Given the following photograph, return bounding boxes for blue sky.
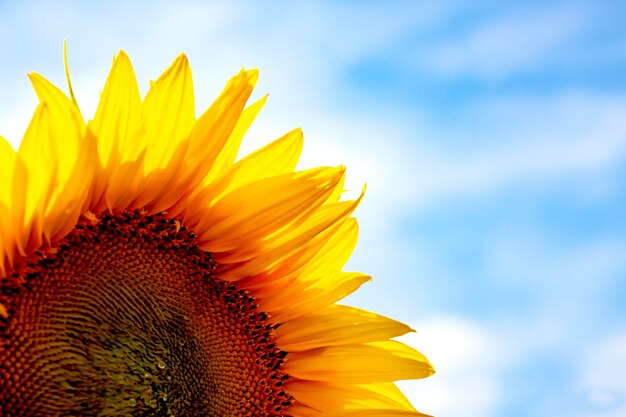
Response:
[1,1,625,416]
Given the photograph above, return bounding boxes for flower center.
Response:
[0,211,292,416]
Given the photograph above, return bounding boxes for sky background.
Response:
[1,1,625,416]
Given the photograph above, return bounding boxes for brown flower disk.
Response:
[0,211,292,416]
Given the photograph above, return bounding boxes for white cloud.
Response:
[576,332,626,417]
[423,4,588,80]
[488,231,626,291]
[397,316,508,417]
[386,92,626,211]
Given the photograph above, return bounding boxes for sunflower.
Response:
[0,50,434,416]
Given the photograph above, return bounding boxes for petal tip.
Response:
[114,49,131,64]
[245,68,259,85]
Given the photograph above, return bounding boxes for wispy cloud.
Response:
[422,4,589,80]
[398,316,508,417]
[435,95,623,204]
[576,332,626,417]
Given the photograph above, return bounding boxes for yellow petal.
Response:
[264,272,372,322]
[284,341,434,384]
[117,54,195,212]
[327,169,347,203]
[234,216,354,291]
[87,51,144,213]
[247,202,360,285]
[0,135,16,206]
[206,128,303,204]
[89,50,142,166]
[217,195,362,280]
[161,71,261,218]
[196,166,344,252]
[0,136,18,271]
[317,411,430,417]
[16,104,54,254]
[102,151,148,212]
[287,381,416,413]
[246,203,362,302]
[297,212,359,279]
[142,53,195,173]
[289,405,430,417]
[276,305,413,351]
[24,73,93,244]
[264,214,357,277]
[202,70,261,185]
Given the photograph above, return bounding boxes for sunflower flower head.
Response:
[0,51,434,416]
